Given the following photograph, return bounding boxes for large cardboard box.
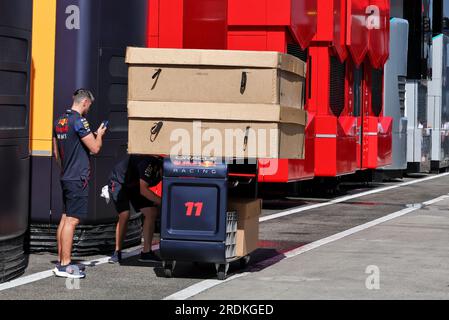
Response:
[126,47,306,108]
[228,198,262,257]
[126,47,307,159]
[128,117,305,159]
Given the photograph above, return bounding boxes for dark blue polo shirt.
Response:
[108,155,163,201]
[54,109,92,182]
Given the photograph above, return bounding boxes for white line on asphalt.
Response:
[164,273,250,301]
[422,195,449,206]
[259,172,449,222]
[164,193,449,300]
[0,270,55,292]
[283,207,422,258]
[0,244,159,292]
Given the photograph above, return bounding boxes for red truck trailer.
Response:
[146,0,392,185]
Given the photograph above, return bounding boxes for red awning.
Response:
[367,0,390,68]
[347,0,370,66]
[291,0,318,49]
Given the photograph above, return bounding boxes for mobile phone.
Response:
[102,120,109,128]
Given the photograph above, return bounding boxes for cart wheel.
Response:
[217,264,227,281]
[240,255,251,268]
[164,267,173,278]
[163,261,175,278]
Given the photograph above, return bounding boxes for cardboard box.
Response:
[228,198,262,257]
[128,118,305,159]
[126,47,306,108]
[128,101,306,124]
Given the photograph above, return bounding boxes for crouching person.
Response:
[108,155,163,264]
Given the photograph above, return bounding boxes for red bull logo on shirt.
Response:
[56,117,69,139]
[58,118,68,126]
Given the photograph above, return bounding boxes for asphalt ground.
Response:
[192,197,449,300]
[0,173,448,300]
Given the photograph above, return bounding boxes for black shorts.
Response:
[61,180,89,219]
[113,186,155,213]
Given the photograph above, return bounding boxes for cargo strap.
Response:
[151,68,162,90]
[152,68,162,79]
[240,72,247,94]
[150,121,163,142]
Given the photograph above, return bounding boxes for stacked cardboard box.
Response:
[126,47,307,159]
[228,198,262,257]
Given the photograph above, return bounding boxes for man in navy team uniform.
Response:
[53,89,107,279]
[107,155,163,264]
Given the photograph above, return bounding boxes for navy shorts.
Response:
[61,180,89,218]
[113,187,155,214]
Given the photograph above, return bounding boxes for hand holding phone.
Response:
[96,121,108,137]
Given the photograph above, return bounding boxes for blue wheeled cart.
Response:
[160,157,254,280]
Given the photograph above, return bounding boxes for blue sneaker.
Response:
[108,251,122,264]
[53,264,86,279]
[55,261,86,271]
